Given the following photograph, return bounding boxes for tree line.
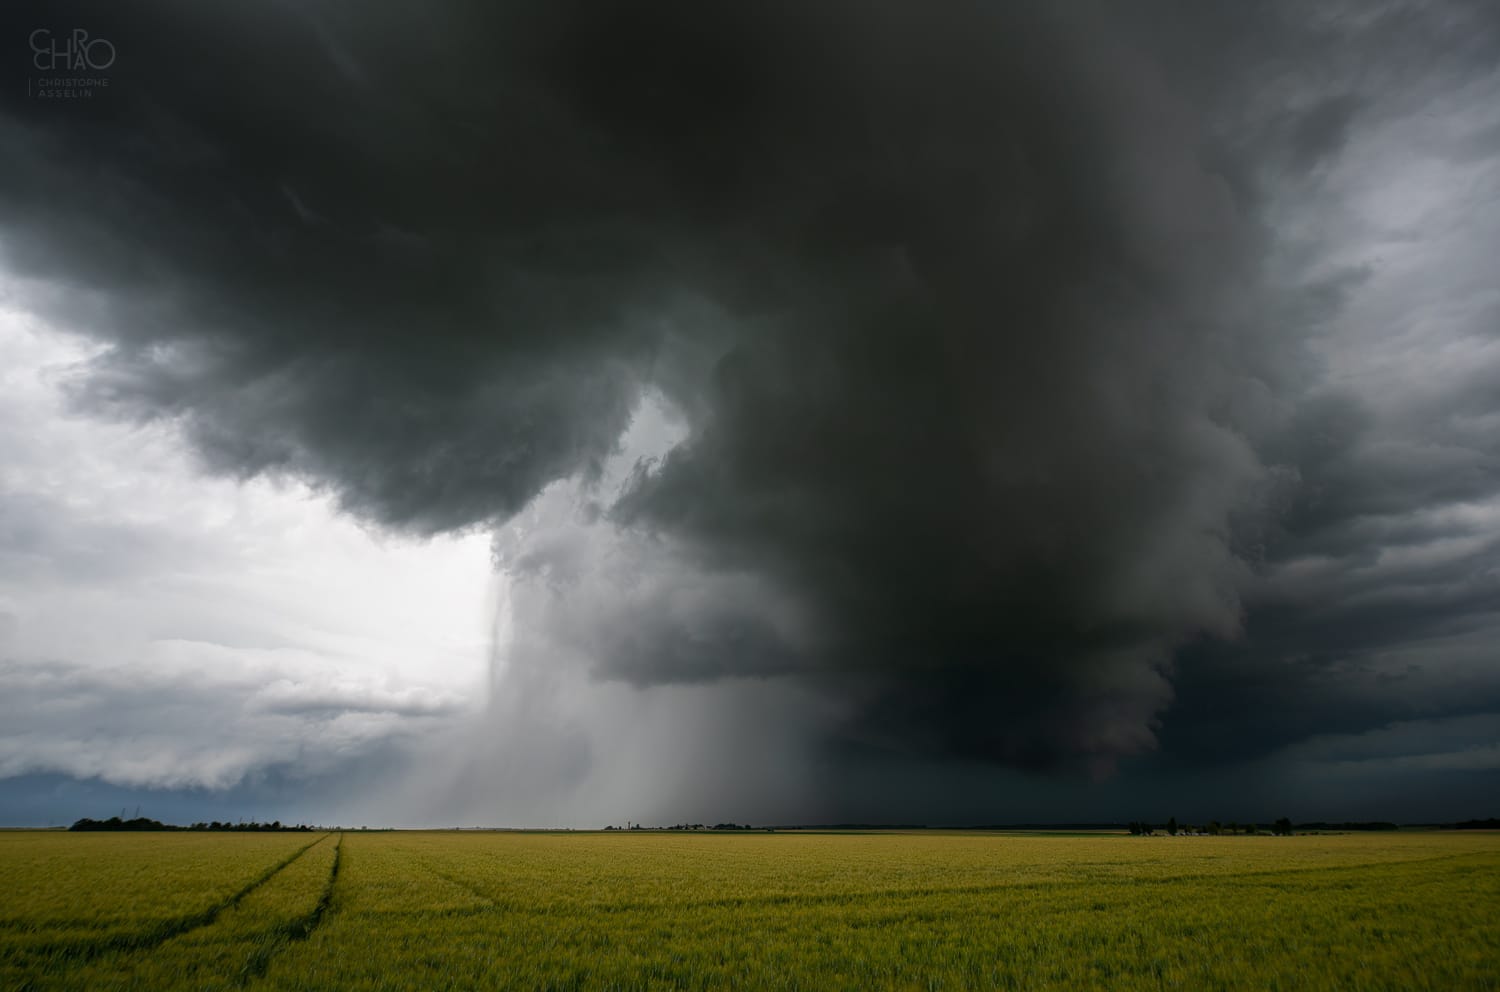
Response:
[604,822,758,831]
[70,816,316,832]
[1124,818,1409,836]
[1126,817,1300,836]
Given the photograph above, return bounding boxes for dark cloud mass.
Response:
[4,0,1500,815]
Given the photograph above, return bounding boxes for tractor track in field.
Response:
[397,849,1495,922]
[237,832,343,985]
[424,865,501,910]
[16,833,334,967]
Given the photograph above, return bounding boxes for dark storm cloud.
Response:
[1157,375,1500,768]
[5,0,678,532]
[4,0,1500,792]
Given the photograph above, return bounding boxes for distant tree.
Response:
[1451,818,1500,830]
[1273,817,1293,836]
[1167,817,1178,836]
[70,816,173,832]
[1206,820,1222,836]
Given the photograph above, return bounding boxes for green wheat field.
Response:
[2,829,1498,991]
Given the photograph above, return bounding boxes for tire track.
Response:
[238,832,343,984]
[424,865,499,909]
[19,833,333,966]
[410,849,1494,920]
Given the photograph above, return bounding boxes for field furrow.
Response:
[4,830,1497,991]
[1,833,335,991]
[0,832,325,983]
[236,833,344,983]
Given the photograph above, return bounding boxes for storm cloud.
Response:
[3,0,1499,819]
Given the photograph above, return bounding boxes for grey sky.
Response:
[0,0,1497,825]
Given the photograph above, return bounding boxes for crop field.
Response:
[2,830,1497,991]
